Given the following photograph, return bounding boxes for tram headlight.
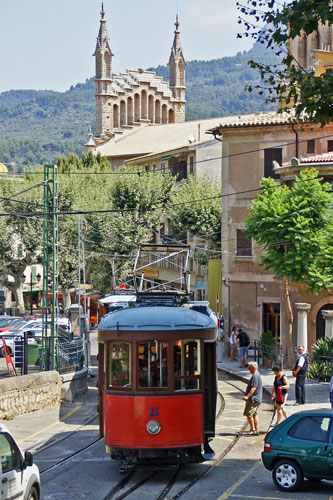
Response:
[146,420,161,435]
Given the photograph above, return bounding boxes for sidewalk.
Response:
[218,356,331,414]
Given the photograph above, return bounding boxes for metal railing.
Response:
[0,332,84,377]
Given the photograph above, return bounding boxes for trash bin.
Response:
[28,344,40,365]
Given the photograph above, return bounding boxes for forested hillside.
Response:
[0,43,280,169]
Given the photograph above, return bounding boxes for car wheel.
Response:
[272,459,303,492]
[27,486,39,500]
[0,346,4,357]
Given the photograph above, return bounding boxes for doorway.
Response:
[316,304,333,340]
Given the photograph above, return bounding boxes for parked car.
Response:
[0,317,25,332]
[262,409,333,492]
[0,423,40,499]
[0,321,41,356]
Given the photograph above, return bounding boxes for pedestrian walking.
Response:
[292,345,308,405]
[270,365,289,425]
[237,328,250,368]
[330,375,333,409]
[230,326,237,362]
[243,362,262,435]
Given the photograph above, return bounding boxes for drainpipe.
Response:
[291,123,299,158]
[222,278,231,352]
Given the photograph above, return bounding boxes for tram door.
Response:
[204,341,217,437]
[97,342,105,437]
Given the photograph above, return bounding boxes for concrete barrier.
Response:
[0,371,61,419]
[60,366,88,403]
[0,365,88,418]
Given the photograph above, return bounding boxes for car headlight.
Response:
[146,420,161,435]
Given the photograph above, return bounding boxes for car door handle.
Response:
[2,477,8,483]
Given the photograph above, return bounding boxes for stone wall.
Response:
[0,371,61,418]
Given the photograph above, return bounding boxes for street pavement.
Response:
[1,332,331,455]
[218,355,331,416]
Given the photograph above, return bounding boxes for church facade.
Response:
[92,5,186,145]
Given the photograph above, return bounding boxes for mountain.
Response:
[0,43,280,169]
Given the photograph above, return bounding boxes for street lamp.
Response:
[31,272,42,315]
[23,271,41,315]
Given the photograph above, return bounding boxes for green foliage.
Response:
[0,43,280,167]
[150,42,279,121]
[237,0,333,125]
[260,330,276,358]
[168,176,221,245]
[312,337,333,362]
[245,169,333,293]
[308,337,333,382]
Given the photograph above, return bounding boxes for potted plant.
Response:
[260,330,276,366]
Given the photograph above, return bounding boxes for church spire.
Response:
[94,4,114,137]
[168,14,186,120]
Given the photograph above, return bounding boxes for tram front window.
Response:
[109,342,131,388]
[138,342,168,388]
[174,340,200,390]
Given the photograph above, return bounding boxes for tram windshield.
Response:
[138,341,168,388]
[174,339,201,390]
[109,342,132,388]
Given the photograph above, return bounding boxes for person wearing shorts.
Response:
[270,365,289,425]
[243,362,263,435]
[237,328,248,368]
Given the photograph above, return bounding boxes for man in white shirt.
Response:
[292,345,308,405]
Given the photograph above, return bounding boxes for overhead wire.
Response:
[2,132,333,179]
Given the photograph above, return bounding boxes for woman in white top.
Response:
[230,326,237,361]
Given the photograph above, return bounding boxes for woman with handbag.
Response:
[270,366,290,425]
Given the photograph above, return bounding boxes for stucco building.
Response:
[209,112,333,352]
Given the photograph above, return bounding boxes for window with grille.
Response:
[307,139,315,154]
[236,229,252,256]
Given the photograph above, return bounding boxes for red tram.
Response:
[97,292,217,470]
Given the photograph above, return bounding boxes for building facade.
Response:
[210,112,333,352]
[289,22,333,74]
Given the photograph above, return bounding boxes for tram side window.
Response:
[109,342,131,388]
[174,340,200,390]
[138,342,168,388]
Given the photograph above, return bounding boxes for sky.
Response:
[0,0,254,94]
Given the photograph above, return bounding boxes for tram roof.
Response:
[98,305,217,331]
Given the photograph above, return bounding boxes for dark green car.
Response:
[262,409,333,492]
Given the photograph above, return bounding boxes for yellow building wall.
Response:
[208,260,222,315]
[314,50,333,76]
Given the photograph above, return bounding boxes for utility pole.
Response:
[78,215,89,366]
[42,165,58,371]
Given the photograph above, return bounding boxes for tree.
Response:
[237,0,333,125]
[169,176,221,262]
[0,180,43,314]
[244,169,333,367]
[85,166,176,291]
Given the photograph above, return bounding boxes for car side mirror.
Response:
[23,451,33,468]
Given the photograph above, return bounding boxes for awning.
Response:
[99,295,136,304]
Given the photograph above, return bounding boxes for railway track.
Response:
[98,375,262,500]
[39,375,273,500]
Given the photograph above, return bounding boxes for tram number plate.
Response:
[149,407,159,417]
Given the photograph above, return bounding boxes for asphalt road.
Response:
[36,375,332,500]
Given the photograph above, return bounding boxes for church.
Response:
[88,4,186,147]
